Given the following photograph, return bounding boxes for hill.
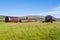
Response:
[0,15,60,22]
[0,15,6,22]
[19,15,45,21]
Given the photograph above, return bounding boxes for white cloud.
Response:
[22,6,60,18]
[39,6,60,18]
[52,6,60,11]
[40,10,60,15]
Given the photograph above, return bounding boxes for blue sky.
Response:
[0,0,60,18]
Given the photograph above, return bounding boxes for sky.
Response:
[0,0,60,18]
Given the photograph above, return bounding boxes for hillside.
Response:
[0,15,5,22]
[55,18,60,21]
[19,15,44,21]
[0,15,60,22]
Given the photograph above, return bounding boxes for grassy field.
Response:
[0,22,60,40]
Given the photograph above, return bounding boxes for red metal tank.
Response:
[5,16,19,23]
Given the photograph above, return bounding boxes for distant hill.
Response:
[19,15,45,21]
[55,18,60,21]
[0,15,5,18]
[0,15,60,22]
[0,15,6,22]
[20,15,44,19]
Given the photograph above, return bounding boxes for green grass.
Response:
[0,22,60,40]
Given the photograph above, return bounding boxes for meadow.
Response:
[0,22,60,40]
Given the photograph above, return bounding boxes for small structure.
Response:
[5,16,18,22]
[19,17,37,23]
[42,15,55,23]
